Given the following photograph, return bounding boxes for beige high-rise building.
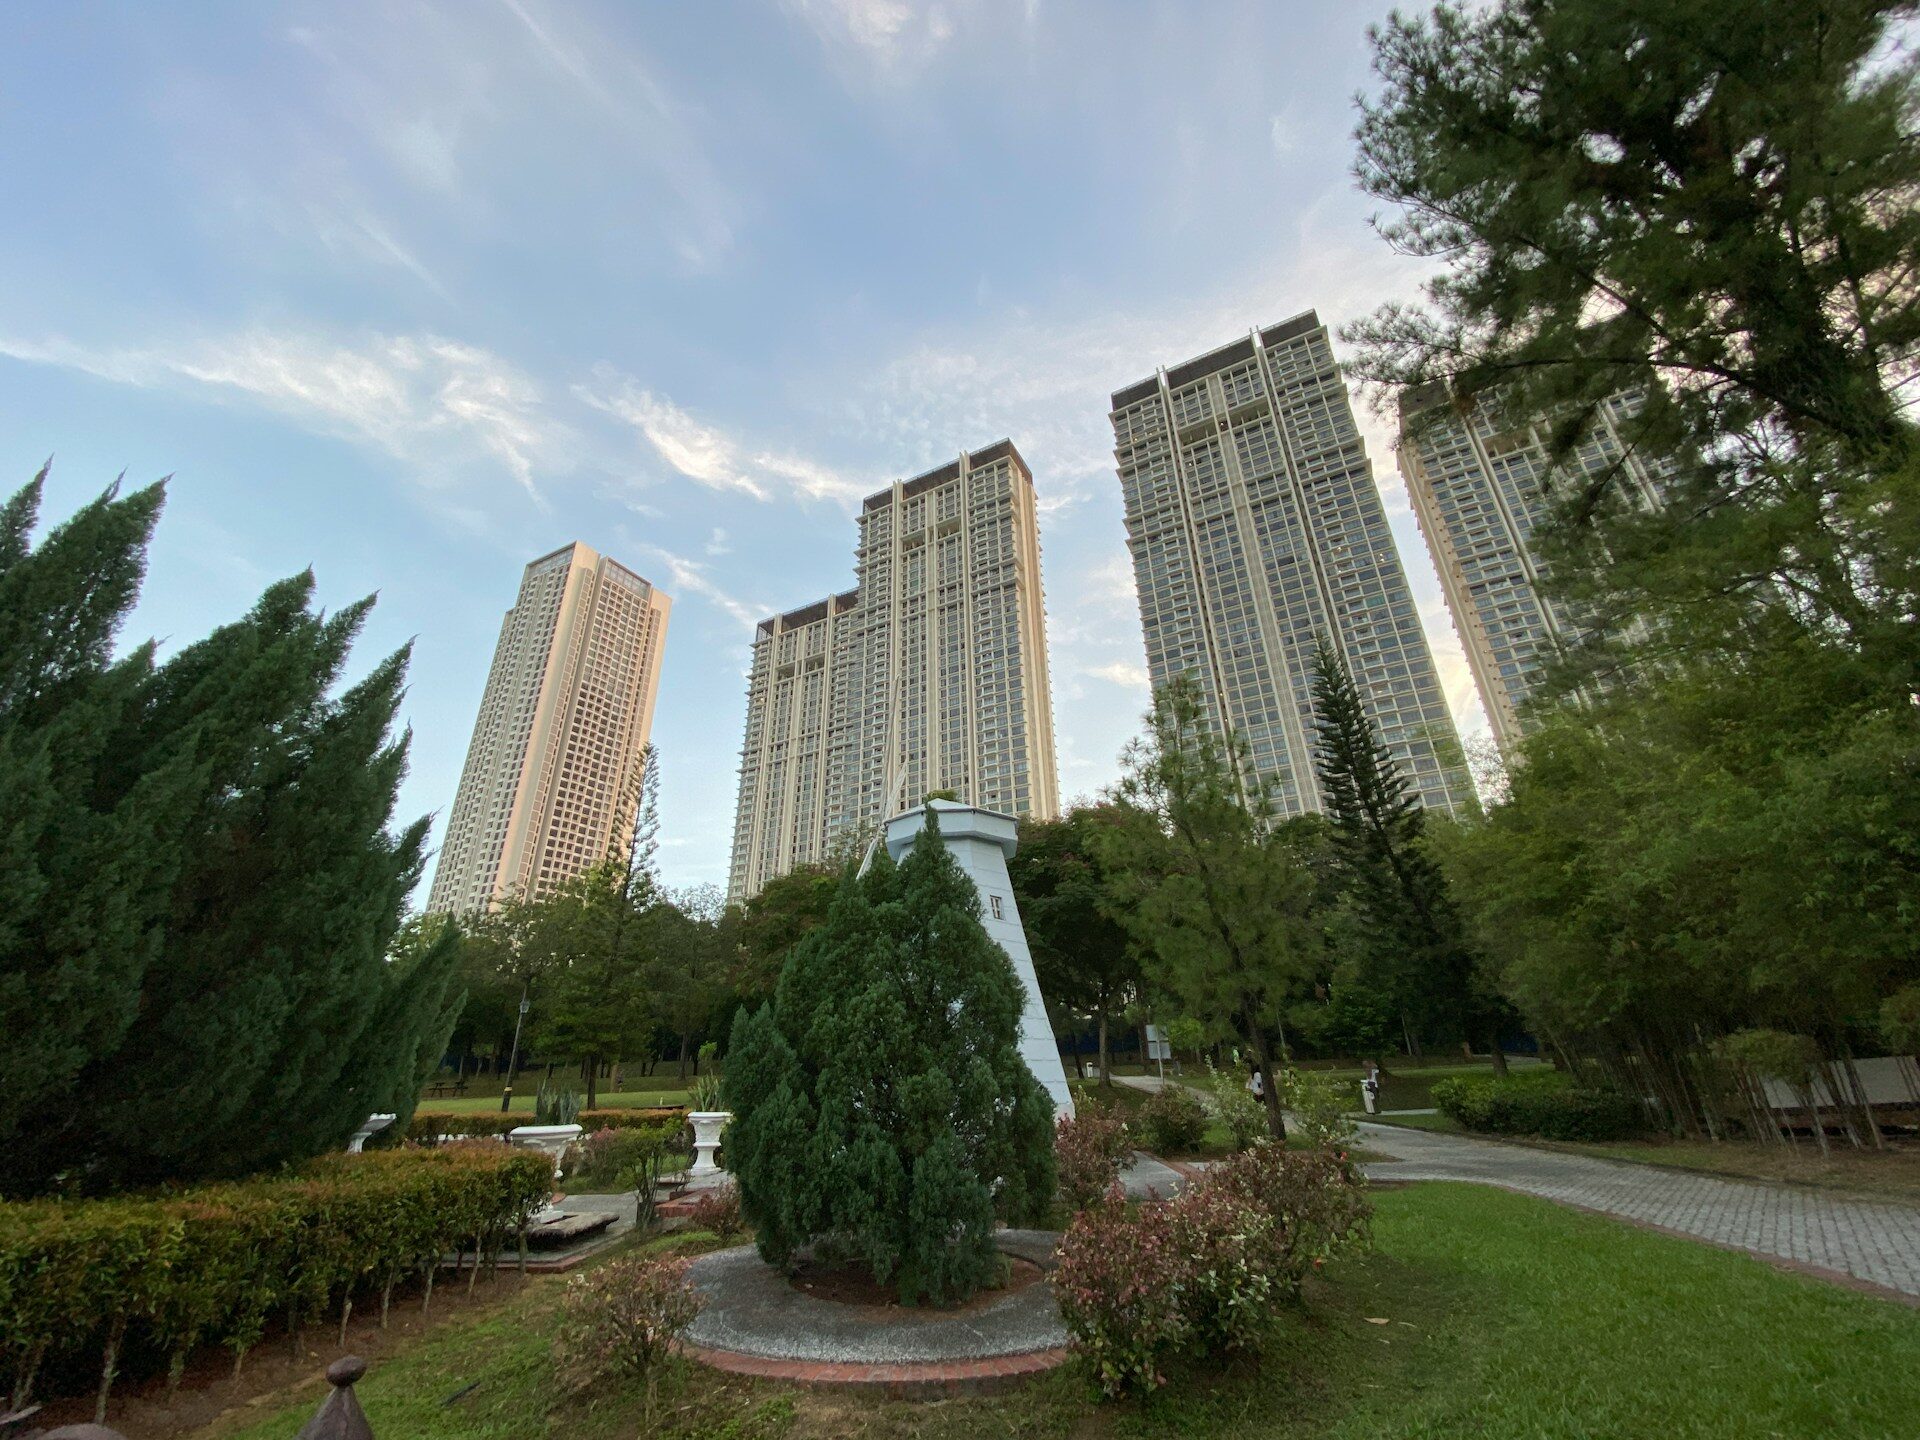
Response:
[1398,383,1665,750]
[727,440,1060,901]
[1111,312,1474,818]
[427,543,671,916]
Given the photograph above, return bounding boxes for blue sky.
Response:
[0,0,1485,893]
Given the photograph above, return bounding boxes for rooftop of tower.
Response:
[861,437,1032,511]
[1108,310,1324,411]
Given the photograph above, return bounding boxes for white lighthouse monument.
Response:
[881,798,1075,1120]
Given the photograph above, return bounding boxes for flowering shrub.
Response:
[1203,1142,1371,1298]
[1277,1067,1359,1152]
[1054,1108,1135,1212]
[555,1253,704,1406]
[1199,1062,1267,1150]
[1167,1181,1276,1351]
[685,1182,745,1238]
[1136,1086,1208,1154]
[1051,1190,1189,1398]
[1053,1143,1371,1398]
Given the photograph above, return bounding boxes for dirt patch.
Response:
[787,1255,1043,1318]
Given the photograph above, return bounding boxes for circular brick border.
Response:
[682,1342,1072,1397]
[681,1232,1072,1396]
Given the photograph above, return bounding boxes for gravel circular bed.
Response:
[682,1230,1067,1365]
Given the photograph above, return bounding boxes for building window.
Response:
[989,894,1004,920]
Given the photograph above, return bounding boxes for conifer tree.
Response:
[1309,638,1496,1062]
[0,470,461,1192]
[725,810,1055,1306]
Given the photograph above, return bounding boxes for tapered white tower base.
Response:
[882,799,1075,1120]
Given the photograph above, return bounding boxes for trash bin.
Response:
[1360,1076,1380,1115]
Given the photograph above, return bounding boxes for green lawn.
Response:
[418,1080,692,1116]
[197,1183,1920,1440]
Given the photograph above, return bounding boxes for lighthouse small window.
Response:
[990,894,1005,920]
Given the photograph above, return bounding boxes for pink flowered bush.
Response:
[1052,1144,1370,1397]
[1049,1187,1189,1397]
[1054,1107,1135,1212]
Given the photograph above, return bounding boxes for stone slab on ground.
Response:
[507,1191,636,1272]
[525,1210,617,1249]
[681,1230,1068,1368]
[1359,1120,1920,1299]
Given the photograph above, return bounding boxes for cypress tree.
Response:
[1310,637,1484,1059]
[0,470,462,1192]
[725,810,1055,1306]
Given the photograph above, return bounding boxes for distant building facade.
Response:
[728,440,1060,901]
[427,543,671,916]
[1398,383,1665,750]
[1110,312,1473,817]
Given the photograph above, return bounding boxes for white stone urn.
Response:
[510,1123,584,1225]
[688,1111,731,1177]
[508,1123,584,1182]
[347,1113,396,1153]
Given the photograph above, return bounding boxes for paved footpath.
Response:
[1357,1120,1920,1299]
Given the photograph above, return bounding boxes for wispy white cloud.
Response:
[579,371,865,506]
[631,542,765,630]
[494,0,736,267]
[1085,659,1148,687]
[782,0,959,73]
[0,328,560,500]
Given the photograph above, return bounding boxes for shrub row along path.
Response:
[1114,1075,1920,1298]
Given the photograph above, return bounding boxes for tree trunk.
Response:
[1097,1012,1112,1087]
[584,1054,600,1111]
[1401,1014,1424,1060]
[677,1031,692,1082]
[95,1317,126,1424]
[1243,1009,1287,1143]
[1485,1021,1509,1077]
[1070,1043,1085,1080]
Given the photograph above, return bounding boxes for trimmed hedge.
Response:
[0,1145,552,1411]
[1430,1071,1645,1141]
[406,1106,685,1143]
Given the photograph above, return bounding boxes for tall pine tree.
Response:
[0,470,461,1193]
[1310,638,1498,1064]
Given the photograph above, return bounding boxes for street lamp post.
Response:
[500,987,531,1115]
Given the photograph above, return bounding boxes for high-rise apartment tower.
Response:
[1110,312,1473,816]
[728,440,1060,900]
[1398,383,1665,750]
[427,543,671,916]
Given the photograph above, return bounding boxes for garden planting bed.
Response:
[679,1230,1070,1397]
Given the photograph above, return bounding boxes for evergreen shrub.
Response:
[1136,1087,1209,1154]
[725,809,1056,1306]
[0,1147,551,1411]
[1053,1143,1370,1398]
[1431,1071,1645,1141]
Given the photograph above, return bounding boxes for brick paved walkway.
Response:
[1359,1121,1920,1298]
